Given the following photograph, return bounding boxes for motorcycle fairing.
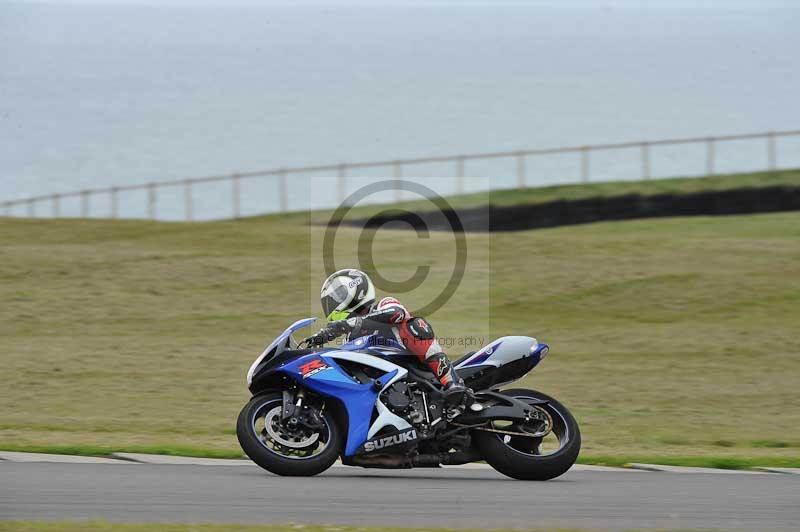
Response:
[456,336,538,368]
[279,351,412,456]
[340,332,407,356]
[247,317,316,386]
[455,336,550,391]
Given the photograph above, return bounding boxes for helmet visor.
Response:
[321,280,349,319]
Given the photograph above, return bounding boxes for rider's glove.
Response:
[305,328,337,346]
[304,317,363,347]
[329,317,362,336]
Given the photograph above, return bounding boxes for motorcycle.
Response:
[237,318,580,480]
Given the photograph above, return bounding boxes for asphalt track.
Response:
[2,462,799,530]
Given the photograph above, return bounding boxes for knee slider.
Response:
[407,317,435,340]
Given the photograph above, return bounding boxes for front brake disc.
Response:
[264,407,320,449]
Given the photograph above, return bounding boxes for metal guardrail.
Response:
[2,129,799,220]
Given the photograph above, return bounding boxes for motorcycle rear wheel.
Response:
[237,392,343,476]
[472,388,581,481]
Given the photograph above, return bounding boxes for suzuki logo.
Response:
[363,429,417,452]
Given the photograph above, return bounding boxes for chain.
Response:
[452,423,542,439]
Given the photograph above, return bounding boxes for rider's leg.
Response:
[425,352,465,392]
[400,318,466,394]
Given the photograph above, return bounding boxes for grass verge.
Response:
[2,170,799,461]
[0,443,243,459]
[0,522,711,532]
[576,455,800,470]
[1,443,799,470]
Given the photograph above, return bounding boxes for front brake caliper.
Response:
[281,390,296,421]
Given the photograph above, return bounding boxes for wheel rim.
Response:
[492,395,570,457]
[250,399,332,460]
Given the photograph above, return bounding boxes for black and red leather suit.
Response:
[312,297,462,390]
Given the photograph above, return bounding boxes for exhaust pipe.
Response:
[343,448,482,469]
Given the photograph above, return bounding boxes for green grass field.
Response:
[0,522,701,532]
[1,170,799,465]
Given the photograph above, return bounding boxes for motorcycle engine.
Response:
[383,382,426,425]
[384,382,410,411]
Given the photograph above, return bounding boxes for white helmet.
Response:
[320,269,376,321]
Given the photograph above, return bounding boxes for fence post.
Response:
[52,194,61,218]
[147,182,156,220]
[110,187,118,219]
[184,180,194,221]
[580,147,590,183]
[278,170,288,213]
[705,137,715,176]
[767,131,776,170]
[456,156,465,194]
[232,173,241,219]
[641,142,651,180]
[516,152,526,188]
[337,164,347,205]
[81,190,89,217]
[27,199,35,218]
[393,162,403,203]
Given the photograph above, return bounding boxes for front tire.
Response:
[237,392,343,476]
[472,388,581,481]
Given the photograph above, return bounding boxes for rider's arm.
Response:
[306,299,410,346]
[307,316,362,345]
[357,298,410,338]
[362,303,409,325]
[327,298,409,336]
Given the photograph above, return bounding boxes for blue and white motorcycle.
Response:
[237,318,580,480]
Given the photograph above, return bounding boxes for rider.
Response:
[305,268,467,400]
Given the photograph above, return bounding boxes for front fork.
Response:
[281,389,301,422]
[281,388,324,430]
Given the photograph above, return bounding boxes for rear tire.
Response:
[472,388,580,481]
[237,392,343,476]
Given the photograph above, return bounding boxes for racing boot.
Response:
[427,352,468,405]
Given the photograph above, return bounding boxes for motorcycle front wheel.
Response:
[472,388,581,480]
[237,392,343,476]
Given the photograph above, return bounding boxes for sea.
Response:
[2,0,800,220]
